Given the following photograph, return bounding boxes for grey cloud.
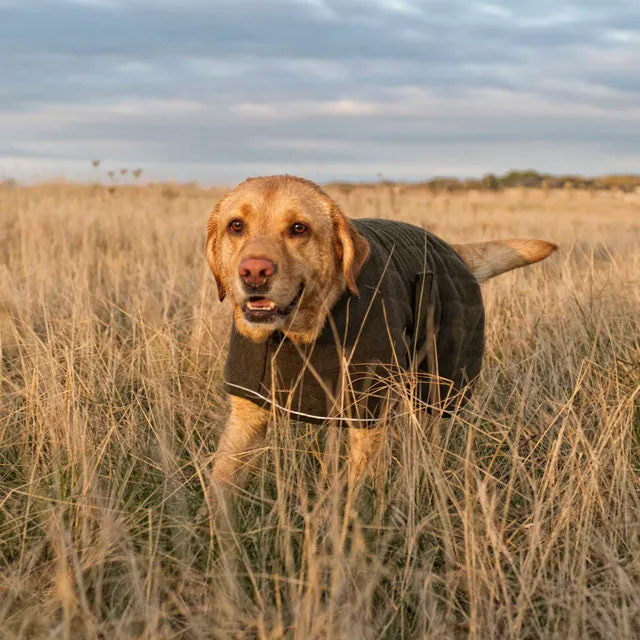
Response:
[9,101,639,163]
[3,0,630,61]
[1,0,639,180]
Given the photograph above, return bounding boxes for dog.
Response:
[205,175,557,503]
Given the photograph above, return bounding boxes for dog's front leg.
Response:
[209,396,269,513]
[348,425,385,492]
[204,396,268,606]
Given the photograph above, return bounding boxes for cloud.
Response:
[0,0,639,182]
[234,99,379,119]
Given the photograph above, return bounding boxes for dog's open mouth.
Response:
[242,284,304,323]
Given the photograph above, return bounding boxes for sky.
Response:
[1,0,639,184]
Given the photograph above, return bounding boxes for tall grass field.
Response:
[0,182,639,639]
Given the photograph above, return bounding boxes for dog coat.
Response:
[223,218,485,426]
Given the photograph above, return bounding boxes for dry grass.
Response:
[0,182,639,639]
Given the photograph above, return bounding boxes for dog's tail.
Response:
[451,239,558,283]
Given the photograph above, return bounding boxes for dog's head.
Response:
[206,175,370,343]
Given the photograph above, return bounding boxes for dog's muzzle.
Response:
[241,284,305,323]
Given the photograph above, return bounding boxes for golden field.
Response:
[0,182,639,639]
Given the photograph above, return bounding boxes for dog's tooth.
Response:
[247,299,277,311]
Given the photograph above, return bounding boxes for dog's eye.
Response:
[227,219,244,234]
[290,222,308,236]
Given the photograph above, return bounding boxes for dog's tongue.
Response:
[248,297,275,309]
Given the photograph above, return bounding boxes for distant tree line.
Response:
[330,170,640,193]
[2,169,639,193]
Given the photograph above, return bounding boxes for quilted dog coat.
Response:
[223,218,485,426]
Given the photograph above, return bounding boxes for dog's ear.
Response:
[205,202,227,302]
[331,204,370,295]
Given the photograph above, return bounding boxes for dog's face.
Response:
[206,175,370,343]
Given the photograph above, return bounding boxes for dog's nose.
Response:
[238,257,277,288]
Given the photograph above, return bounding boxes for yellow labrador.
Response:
[205,175,557,503]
